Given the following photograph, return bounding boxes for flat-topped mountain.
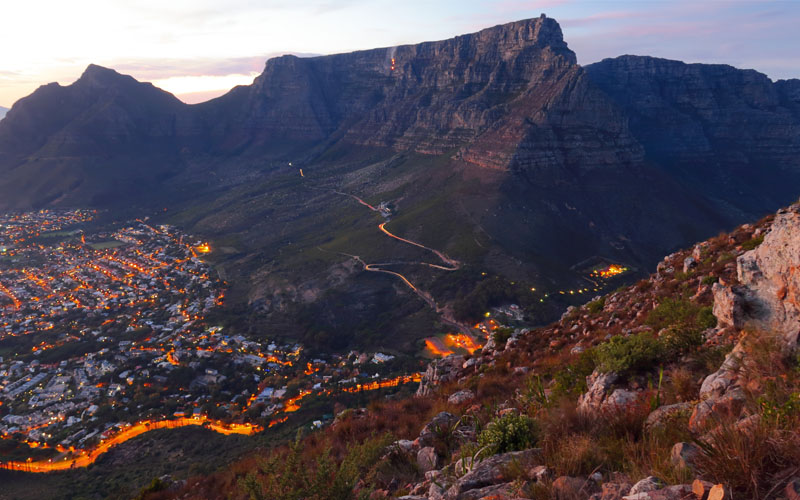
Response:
[0,16,799,353]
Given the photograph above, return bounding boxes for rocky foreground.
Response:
[146,203,800,500]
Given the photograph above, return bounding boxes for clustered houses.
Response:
[0,211,427,461]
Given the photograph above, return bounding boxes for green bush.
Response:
[594,332,666,375]
[741,234,765,251]
[646,298,715,331]
[660,327,703,357]
[701,275,719,286]
[586,297,605,315]
[492,327,514,347]
[696,306,717,330]
[478,413,539,456]
[552,350,596,398]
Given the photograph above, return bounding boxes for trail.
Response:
[324,190,471,334]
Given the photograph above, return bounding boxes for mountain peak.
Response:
[76,64,134,88]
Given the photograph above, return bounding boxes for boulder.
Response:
[417,446,440,473]
[689,388,746,433]
[645,402,693,431]
[448,389,476,405]
[596,482,632,500]
[528,465,553,483]
[459,482,514,500]
[623,484,693,499]
[628,476,664,495]
[711,283,747,330]
[417,412,459,448]
[552,476,597,499]
[417,356,465,396]
[683,256,697,273]
[447,449,541,497]
[669,442,699,470]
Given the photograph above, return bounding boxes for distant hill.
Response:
[0,16,799,353]
[0,106,7,120]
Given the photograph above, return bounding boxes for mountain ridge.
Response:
[0,16,799,356]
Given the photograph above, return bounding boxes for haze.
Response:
[2,0,799,108]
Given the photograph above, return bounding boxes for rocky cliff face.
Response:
[585,56,800,216]
[737,205,800,348]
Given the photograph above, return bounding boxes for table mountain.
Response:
[0,15,798,352]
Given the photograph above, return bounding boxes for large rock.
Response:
[628,477,664,495]
[578,371,638,414]
[645,402,693,430]
[623,484,693,500]
[417,356,465,396]
[669,442,700,470]
[737,205,800,350]
[417,412,459,448]
[458,482,514,500]
[445,449,541,498]
[552,476,597,499]
[417,446,440,473]
[711,283,747,329]
[448,389,475,405]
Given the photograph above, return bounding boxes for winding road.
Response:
[329,190,472,334]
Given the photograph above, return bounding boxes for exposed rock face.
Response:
[577,370,638,414]
[737,205,800,348]
[711,283,747,329]
[444,448,540,499]
[586,56,800,219]
[417,356,464,396]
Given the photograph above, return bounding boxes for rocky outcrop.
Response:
[443,448,541,499]
[577,370,638,414]
[417,356,465,396]
[736,205,800,349]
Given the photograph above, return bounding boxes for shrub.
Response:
[478,413,539,456]
[594,332,665,375]
[492,327,514,348]
[551,351,596,398]
[586,297,605,315]
[741,234,765,251]
[646,298,695,330]
[660,327,703,358]
[646,298,715,332]
[701,275,719,286]
[696,306,717,330]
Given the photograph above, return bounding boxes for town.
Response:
[0,210,424,470]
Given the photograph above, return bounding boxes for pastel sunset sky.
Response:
[1,0,798,108]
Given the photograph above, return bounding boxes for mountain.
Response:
[0,106,7,120]
[0,16,799,355]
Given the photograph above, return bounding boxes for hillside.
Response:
[144,201,800,500]
[1,16,799,358]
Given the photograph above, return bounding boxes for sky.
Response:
[1,0,799,108]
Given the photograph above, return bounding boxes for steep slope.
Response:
[148,202,800,500]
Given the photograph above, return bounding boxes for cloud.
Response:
[101,52,319,81]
